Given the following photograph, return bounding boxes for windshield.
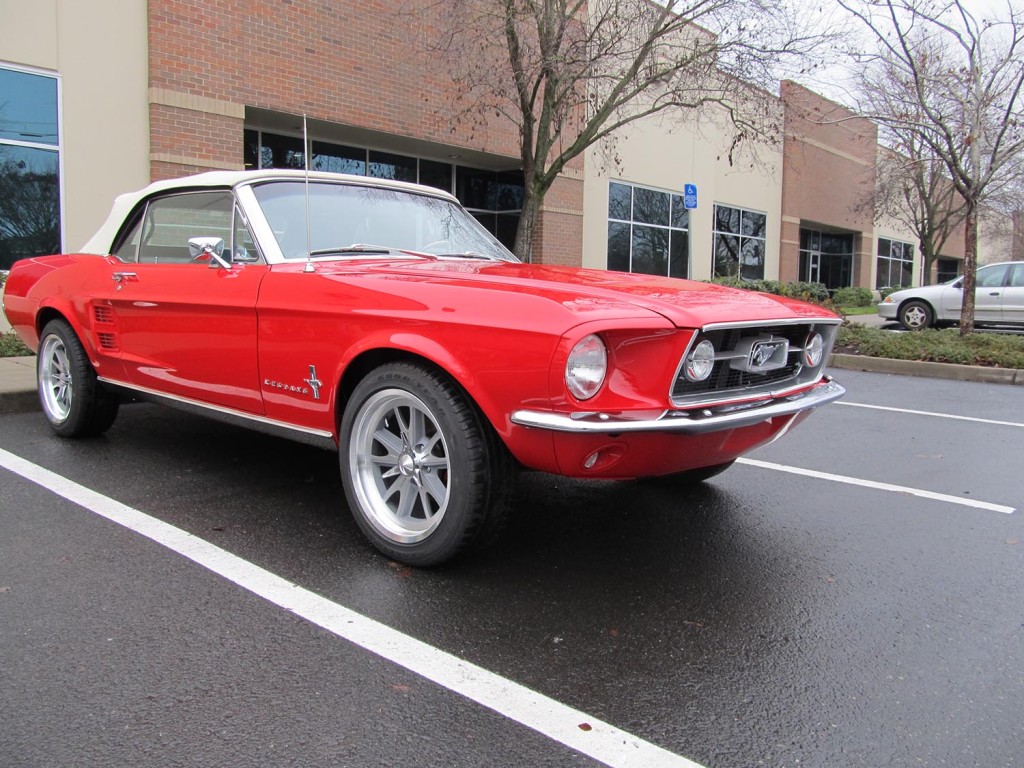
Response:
[252,180,518,262]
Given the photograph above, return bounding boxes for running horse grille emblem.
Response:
[749,339,788,372]
[729,335,791,374]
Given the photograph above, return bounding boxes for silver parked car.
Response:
[878,261,1024,329]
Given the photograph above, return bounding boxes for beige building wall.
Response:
[584,107,784,281]
[0,0,150,251]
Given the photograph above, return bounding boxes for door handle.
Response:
[112,272,138,283]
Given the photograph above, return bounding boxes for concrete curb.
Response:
[829,353,1024,385]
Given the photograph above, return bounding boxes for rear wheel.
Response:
[339,362,511,566]
[899,300,933,330]
[37,319,119,437]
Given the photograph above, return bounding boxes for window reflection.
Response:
[0,145,60,268]
[314,141,365,175]
[0,68,59,145]
[606,181,689,278]
[712,204,766,280]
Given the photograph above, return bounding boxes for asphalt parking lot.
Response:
[1,367,1021,767]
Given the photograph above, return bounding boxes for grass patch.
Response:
[0,331,33,358]
[836,324,1024,369]
[837,305,877,316]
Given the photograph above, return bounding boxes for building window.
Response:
[876,237,914,289]
[799,229,853,291]
[712,204,766,280]
[0,66,61,269]
[936,257,960,283]
[606,181,689,278]
[244,129,523,251]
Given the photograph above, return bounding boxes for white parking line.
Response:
[0,447,705,768]
[738,458,1016,514]
[838,401,1024,429]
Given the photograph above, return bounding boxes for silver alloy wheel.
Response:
[39,333,73,423]
[348,388,451,544]
[901,303,929,329]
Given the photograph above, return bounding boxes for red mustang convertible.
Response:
[2,170,844,565]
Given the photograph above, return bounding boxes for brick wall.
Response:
[779,81,878,285]
[146,0,585,264]
[533,173,584,267]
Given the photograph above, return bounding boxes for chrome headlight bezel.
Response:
[565,334,607,401]
[684,338,716,382]
[804,331,824,367]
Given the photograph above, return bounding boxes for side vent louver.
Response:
[92,304,118,352]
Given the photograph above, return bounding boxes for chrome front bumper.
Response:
[510,378,846,435]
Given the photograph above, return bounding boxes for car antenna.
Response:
[303,113,314,273]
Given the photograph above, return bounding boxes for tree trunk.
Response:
[921,242,934,286]
[512,184,544,264]
[959,199,977,336]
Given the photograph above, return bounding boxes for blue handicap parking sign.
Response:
[683,184,697,209]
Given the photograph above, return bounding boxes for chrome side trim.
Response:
[97,377,337,450]
[511,379,845,435]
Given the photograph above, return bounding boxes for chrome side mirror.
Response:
[188,236,231,269]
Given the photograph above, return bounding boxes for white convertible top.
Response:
[79,169,460,254]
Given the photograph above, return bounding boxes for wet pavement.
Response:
[1,368,1022,767]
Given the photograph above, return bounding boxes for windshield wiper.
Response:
[435,251,502,261]
[308,244,435,258]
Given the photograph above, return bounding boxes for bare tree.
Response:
[0,157,60,269]
[873,144,965,286]
[411,0,839,262]
[840,0,1024,334]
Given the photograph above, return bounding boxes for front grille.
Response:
[671,321,838,406]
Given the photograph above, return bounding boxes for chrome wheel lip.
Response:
[348,388,451,545]
[39,334,73,423]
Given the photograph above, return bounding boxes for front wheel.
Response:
[37,319,119,437]
[899,300,934,330]
[339,362,511,566]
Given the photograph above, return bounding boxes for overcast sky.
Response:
[786,0,1019,108]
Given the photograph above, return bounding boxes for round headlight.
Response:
[804,332,824,367]
[684,339,716,382]
[565,334,607,400]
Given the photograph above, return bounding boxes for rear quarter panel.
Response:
[3,255,126,380]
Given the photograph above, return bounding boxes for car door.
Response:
[939,264,1008,322]
[974,263,1009,322]
[1002,264,1024,324]
[99,190,267,413]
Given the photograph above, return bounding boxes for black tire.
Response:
[339,362,511,566]
[642,460,735,487]
[898,300,934,330]
[37,319,119,437]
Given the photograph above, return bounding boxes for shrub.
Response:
[833,286,874,307]
[709,277,830,303]
[836,325,1024,369]
[0,331,32,358]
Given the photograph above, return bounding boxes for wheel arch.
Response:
[335,348,501,439]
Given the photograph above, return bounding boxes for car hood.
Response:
[328,259,838,329]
